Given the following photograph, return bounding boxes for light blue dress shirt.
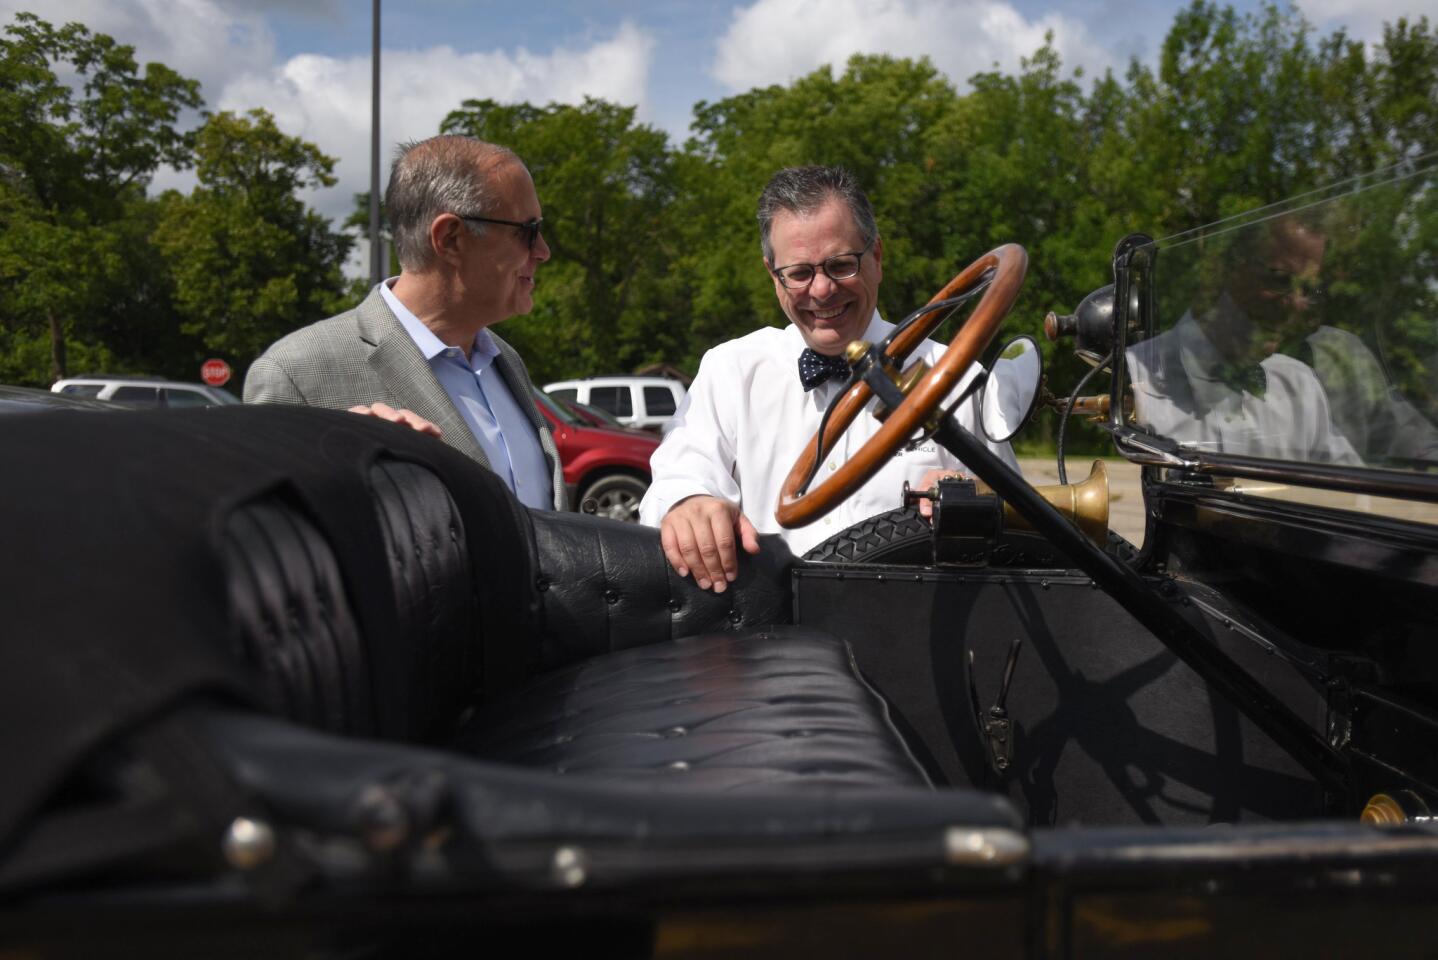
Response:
[380,281,553,509]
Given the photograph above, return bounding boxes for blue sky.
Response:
[6,0,1428,231]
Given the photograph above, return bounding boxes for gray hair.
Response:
[385,135,520,270]
[756,165,878,263]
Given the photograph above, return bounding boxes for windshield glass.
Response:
[1126,153,1438,474]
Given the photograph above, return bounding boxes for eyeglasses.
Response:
[459,215,544,251]
[770,239,874,289]
[1257,265,1325,304]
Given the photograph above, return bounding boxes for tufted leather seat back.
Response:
[224,493,373,734]
[224,458,479,741]
[220,450,797,744]
[528,509,795,671]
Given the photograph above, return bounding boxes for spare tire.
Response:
[802,508,932,565]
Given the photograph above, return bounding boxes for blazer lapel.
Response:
[490,331,566,510]
[354,290,491,468]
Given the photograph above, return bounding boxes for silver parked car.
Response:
[52,376,241,408]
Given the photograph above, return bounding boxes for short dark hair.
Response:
[385,135,521,270]
[756,165,878,263]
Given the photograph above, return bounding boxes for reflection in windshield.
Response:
[1126,155,1438,471]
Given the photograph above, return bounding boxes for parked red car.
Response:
[531,388,659,522]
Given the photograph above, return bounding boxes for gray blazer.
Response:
[244,287,566,510]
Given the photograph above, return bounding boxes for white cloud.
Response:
[1294,0,1429,43]
[0,0,275,100]
[216,20,656,224]
[713,0,1114,92]
[5,1,656,245]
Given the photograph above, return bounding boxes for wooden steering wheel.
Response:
[775,244,1028,529]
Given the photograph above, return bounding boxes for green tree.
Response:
[0,11,200,383]
[440,97,680,382]
[680,56,963,370]
[927,43,1117,339]
[151,108,354,369]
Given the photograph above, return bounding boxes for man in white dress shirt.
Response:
[640,165,1017,591]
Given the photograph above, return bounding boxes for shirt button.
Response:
[827,461,836,471]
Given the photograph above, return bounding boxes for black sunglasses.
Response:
[459,215,544,251]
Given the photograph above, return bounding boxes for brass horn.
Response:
[977,459,1110,546]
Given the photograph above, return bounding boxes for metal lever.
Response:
[967,638,1024,774]
[900,479,937,510]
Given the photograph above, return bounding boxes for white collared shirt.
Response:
[381,281,553,509]
[639,312,1020,556]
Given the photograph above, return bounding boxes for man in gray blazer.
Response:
[245,135,565,510]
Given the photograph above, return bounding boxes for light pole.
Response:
[368,0,383,285]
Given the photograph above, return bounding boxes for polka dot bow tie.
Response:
[798,348,852,391]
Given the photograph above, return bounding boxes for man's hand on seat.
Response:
[915,467,969,520]
[348,402,442,439]
[660,495,761,593]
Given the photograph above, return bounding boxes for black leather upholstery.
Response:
[367,459,479,739]
[7,407,1027,899]
[456,626,931,790]
[201,710,1023,889]
[224,459,481,741]
[212,416,930,791]
[529,509,794,671]
[225,494,372,735]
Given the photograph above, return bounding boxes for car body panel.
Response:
[52,376,241,407]
[531,387,659,512]
[0,384,116,414]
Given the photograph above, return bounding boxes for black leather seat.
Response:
[216,426,931,788]
[4,406,1020,898]
[457,628,930,789]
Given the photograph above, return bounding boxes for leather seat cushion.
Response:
[453,626,930,791]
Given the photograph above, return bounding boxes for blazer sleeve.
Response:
[243,353,307,405]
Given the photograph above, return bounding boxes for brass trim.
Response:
[844,339,871,366]
[1360,790,1431,826]
[979,459,1110,546]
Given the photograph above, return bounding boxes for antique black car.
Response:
[4,155,1437,958]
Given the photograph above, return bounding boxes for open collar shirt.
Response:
[639,312,1020,556]
[381,280,553,509]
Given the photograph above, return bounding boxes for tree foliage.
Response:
[0,11,200,382]
[152,109,353,361]
[0,13,351,386]
[1,3,1434,423]
[439,97,681,382]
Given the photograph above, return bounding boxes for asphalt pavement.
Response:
[1016,456,1145,547]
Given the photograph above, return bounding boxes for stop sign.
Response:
[201,358,232,387]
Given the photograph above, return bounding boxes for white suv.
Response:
[543,376,686,432]
[52,377,241,408]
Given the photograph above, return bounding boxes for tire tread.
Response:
[802,508,932,564]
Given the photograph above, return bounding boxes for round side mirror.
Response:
[980,336,1043,443]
